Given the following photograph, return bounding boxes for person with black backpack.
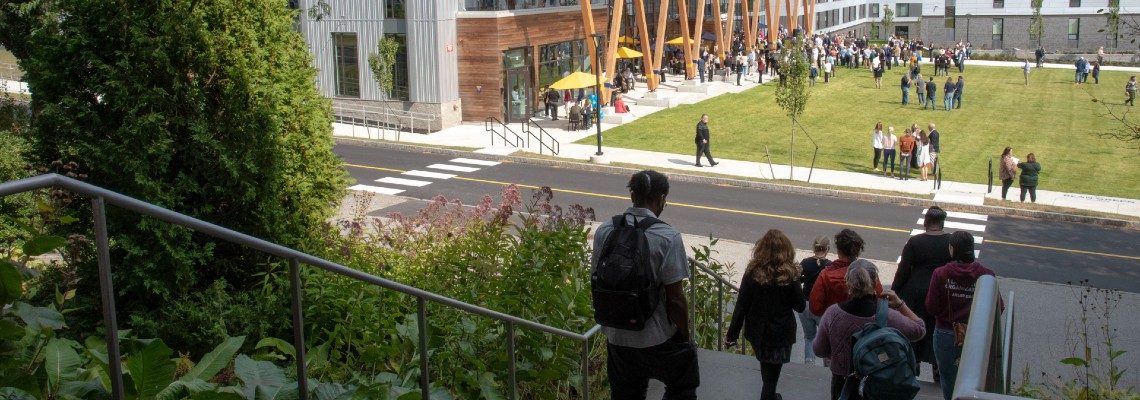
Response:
[814,260,926,400]
[591,170,699,399]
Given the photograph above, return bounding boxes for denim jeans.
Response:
[797,311,820,361]
[902,88,910,105]
[899,154,912,179]
[917,92,925,106]
[944,94,953,111]
[881,149,896,174]
[933,328,961,400]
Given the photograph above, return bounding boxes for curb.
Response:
[335,137,1139,230]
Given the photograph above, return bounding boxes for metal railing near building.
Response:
[954,275,1024,400]
[0,62,21,82]
[485,116,524,148]
[331,102,438,141]
[521,118,561,155]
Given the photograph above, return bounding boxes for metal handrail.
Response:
[521,119,561,155]
[485,116,523,148]
[953,275,1026,400]
[331,102,438,139]
[0,173,602,400]
[687,257,744,354]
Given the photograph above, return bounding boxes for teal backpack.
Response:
[841,300,921,400]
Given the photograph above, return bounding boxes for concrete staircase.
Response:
[647,348,944,400]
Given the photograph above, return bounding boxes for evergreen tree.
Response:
[0,0,349,351]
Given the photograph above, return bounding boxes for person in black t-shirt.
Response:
[892,206,952,382]
[798,235,832,364]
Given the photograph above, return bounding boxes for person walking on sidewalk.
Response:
[1127,76,1137,106]
[799,236,831,365]
[694,114,718,167]
[893,206,952,384]
[881,127,898,178]
[926,231,1000,400]
[1018,153,1041,203]
[594,170,700,399]
[726,229,806,400]
[999,147,1017,200]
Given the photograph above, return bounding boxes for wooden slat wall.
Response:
[456,9,607,122]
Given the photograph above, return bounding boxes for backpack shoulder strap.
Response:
[634,215,665,230]
[875,299,890,329]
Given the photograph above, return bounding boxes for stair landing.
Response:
[646,348,943,400]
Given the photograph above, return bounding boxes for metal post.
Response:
[91,197,126,400]
[417,296,430,399]
[808,146,819,183]
[289,259,309,399]
[790,119,795,180]
[987,157,993,193]
[764,145,776,179]
[593,33,605,156]
[580,338,591,400]
[506,322,518,400]
[716,281,724,351]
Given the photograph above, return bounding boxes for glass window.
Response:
[896,3,909,17]
[993,0,1003,8]
[537,40,587,90]
[1069,18,1080,40]
[385,0,405,19]
[1068,0,1080,6]
[333,33,360,98]
[945,6,956,28]
[992,18,1003,40]
[870,3,879,18]
[390,35,410,101]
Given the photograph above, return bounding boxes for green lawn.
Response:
[582,64,1140,199]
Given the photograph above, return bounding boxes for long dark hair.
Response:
[1001,147,1012,158]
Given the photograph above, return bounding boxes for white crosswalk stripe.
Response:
[909,229,984,244]
[348,184,404,195]
[427,163,480,173]
[449,157,501,166]
[922,208,988,221]
[403,170,456,179]
[915,218,986,232]
[376,177,432,187]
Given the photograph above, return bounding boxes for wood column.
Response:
[750,0,762,48]
[804,0,814,36]
[726,0,737,55]
[741,0,752,50]
[767,0,779,50]
[678,0,696,79]
[653,0,670,88]
[632,0,657,90]
[603,0,626,103]
[712,0,724,59]
[580,0,599,77]
[693,0,707,57]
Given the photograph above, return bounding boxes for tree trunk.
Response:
[789,118,795,180]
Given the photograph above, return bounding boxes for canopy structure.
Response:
[615,46,643,59]
[665,36,686,45]
[548,71,601,90]
[617,35,640,44]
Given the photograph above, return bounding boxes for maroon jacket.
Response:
[925,261,1000,330]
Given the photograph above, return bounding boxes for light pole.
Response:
[965,13,971,43]
[592,33,605,156]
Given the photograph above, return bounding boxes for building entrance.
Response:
[503,48,533,123]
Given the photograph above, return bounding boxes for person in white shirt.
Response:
[881,127,898,177]
[823,59,833,83]
[871,122,885,170]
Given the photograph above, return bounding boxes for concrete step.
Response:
[647,348,943,400]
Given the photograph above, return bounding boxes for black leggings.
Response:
[873,148,882,168]
[1001,178,1014,199]
[1020,185,1037,202]
[761,362,783,400]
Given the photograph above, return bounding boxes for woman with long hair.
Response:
[1018,153,1042,203]
[726,229,806,400]
[999,147,1017,200]
[917,130,932,181]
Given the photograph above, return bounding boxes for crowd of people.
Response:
[594,170,1002,400]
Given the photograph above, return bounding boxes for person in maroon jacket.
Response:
[925,231,1001,400]
[810,229,883,317]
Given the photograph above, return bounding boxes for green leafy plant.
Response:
[368,36,402,98]
[775,33,812,180]
[687,237,739,352]
[1029,0,1045,47]
[881,5,894,40]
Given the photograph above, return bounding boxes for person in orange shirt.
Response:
[809,229,883,317]
[898,128,916,180]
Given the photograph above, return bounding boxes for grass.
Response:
[580,63,1140,199]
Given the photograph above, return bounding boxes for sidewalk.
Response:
[344,62,1140,218]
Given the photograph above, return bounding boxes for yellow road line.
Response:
[345,162,1140,261]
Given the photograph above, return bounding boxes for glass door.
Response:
[504,67,531,123]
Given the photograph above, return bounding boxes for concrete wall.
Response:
[920,14,1139,52]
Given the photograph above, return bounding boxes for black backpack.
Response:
[591,213,664,331]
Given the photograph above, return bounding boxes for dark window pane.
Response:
[333,33,360,98]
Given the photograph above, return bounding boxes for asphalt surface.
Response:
[334,143,1140,293]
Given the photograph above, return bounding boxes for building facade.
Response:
[295,0,606,130]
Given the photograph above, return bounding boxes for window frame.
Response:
[992,18,1004,41]
[332,32,361,98]
[1068,18,1080,40]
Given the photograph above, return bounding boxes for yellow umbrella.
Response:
[617,35,639,44]
[548,71,601,90]
[665,36,687,45]
[615,46,643,59]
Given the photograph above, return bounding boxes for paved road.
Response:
[335,144,1140,293]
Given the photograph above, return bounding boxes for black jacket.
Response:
[726,273,806,349]
[695,121,710,144]
[926,80,937,97]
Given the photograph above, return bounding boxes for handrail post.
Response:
[92,197,126,400]
[716,280,724,351]
[289,258,309,399]
[507,321,518,400]
[417,296,430,399]
[581,337,591,400]
[988,157,994,194]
